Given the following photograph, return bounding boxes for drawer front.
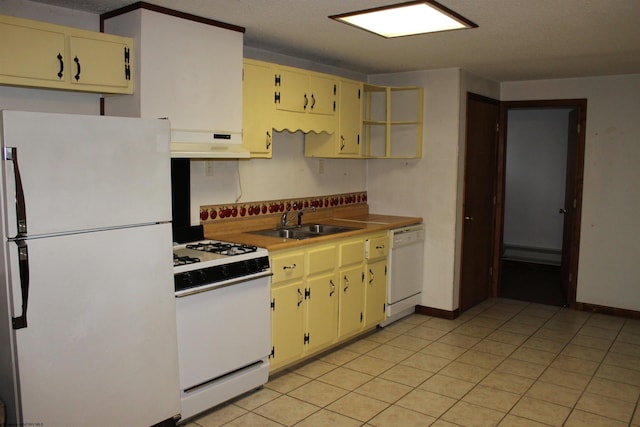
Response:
[366,235,389,260]
[339,240,365,267]
[272,251,305,283]
[306,244,337,276]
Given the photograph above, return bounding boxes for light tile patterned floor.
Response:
[184,298,640,426]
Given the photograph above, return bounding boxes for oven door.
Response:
[175,273,271,392]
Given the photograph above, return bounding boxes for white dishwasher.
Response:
[381,223,425,326]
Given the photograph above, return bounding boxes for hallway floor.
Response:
[185,298,640,426]
[500,261,565,307]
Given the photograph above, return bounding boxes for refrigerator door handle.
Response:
[11,240,30,329]
[4,147,28,236]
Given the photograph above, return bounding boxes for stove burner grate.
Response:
[186,242,258,256]
[174,253,200,267]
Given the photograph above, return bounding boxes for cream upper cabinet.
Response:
[305,79,363,158]
[68,34,132,91]
[362,84,424,158]
[275,68,336,116]
[243,59,274,158]
[272,65,338,133]
[103,6,242,134]
[0,14,133,94]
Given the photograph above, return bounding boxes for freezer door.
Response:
[4,224,180,426]
[1,110,171,238]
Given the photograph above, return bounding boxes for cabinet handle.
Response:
[303,94,308,110]
[311,94,316,109]
[343,276,349,292]
[376,245,385,250]
[329,279,335,296]
[266,131,272,149]
[297,288,303,306]
[283,263,297,270]
[369,269,374,284]
[340,135,345,151]
[56,53,64,79]
[73,56,81,81]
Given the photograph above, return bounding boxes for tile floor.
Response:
[184,298,640,426]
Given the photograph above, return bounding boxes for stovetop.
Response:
[173,240,269,273]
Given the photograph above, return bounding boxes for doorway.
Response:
[460,96,586,312]
[495,100,587,308]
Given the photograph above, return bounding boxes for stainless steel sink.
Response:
[249,223,357,240]
[298,224,356,234]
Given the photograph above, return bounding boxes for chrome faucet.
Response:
[280,209,295,228]
[296,206,316,226]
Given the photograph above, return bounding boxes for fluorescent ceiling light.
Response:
[330,0,477,38]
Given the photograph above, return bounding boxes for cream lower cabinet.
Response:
[269,234,387,372]
[364,234,389,328]
[270,250,305,369]
[0,14,133,94]
[337,239,366,339]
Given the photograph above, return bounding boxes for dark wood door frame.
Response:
[493,99,587,307]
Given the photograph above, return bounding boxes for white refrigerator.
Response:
[0,111,181,426]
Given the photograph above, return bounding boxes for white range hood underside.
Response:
[170,129,250,159]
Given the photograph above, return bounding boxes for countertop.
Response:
[206,213,422,252]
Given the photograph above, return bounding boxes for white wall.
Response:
[504,109,570,262]
[0,0,101,114]
[188,130,366,225]
[502,74,640,311]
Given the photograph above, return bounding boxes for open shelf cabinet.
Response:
[362,84,423,158]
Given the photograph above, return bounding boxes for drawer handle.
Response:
[283,263,297,270]
[376,245,385,250]
[329,279,335,296]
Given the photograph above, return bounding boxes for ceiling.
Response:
[29,0,640,82]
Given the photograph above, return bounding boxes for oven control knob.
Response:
[220,265,229,277]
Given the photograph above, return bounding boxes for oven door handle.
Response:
[175,270,272,298]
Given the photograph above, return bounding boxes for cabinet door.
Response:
[306,272,338,353]
[243,61,274,157]
[271,283,305,370]
[276,68,308,113]
[68,34,132,92]
[364,260,387,328]
[338,265,364,338]
[0,18,66,85]
[338,80,362,155]
[308,75,337,116]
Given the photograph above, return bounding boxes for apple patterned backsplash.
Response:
[199,191,368,223]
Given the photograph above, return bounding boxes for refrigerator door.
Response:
[4,223,180,426]
[0,110,171,239]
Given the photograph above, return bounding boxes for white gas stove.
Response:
[172,240,271,422]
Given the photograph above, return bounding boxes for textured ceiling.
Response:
[27,0,640,82]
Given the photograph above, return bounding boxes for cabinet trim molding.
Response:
[100,2,245,33]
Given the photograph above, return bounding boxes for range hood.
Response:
[170,129,250,159]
